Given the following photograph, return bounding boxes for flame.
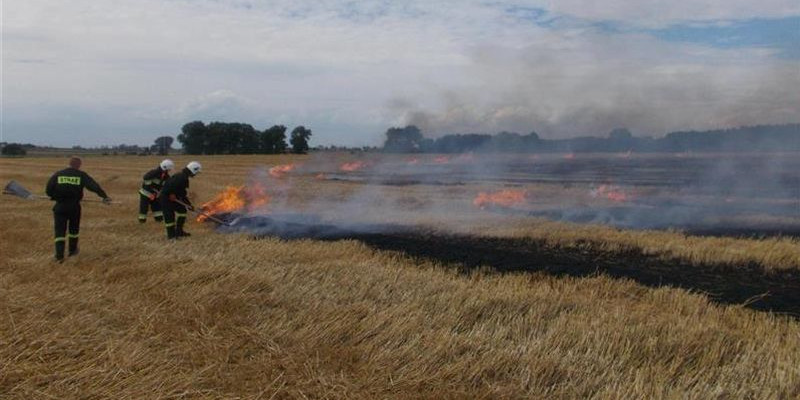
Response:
[198,184,271,222]
[315,173,327,180]
[434,155,450,164]
[269,163,295,178]
[563,153,575,160]
[591,185,629,203]
[473,189,528,209]
[340,161,368,172]
[245,182,270,211]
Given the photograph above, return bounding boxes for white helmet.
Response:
[186,161,202,175]
[160,159,175,171]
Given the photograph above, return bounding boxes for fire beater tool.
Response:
[173,198,238,227]
[3,180,121,204]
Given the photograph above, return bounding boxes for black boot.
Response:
[55,240,66,262]
[177,219,190,237]
[166,226,177,239]
[68,237,79,256]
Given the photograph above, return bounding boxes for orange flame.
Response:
[591,185,629,203]
[198,184,271,222]
[269,163,295,178]
[340,161,368,171]
[315,173,327,180]
[246,182,270,211]
[473,189,528,209]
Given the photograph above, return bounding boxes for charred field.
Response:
[201,152,800,316]
[218,212,800,316]
[2,154,800,399]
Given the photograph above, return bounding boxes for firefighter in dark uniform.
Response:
[45,156,112,262]
[159,161,202,239]
[138,159,174,223]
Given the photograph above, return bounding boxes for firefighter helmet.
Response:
[160,159,175,171]
[187,161,202,175]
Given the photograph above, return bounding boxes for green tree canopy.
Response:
[290,126,312,154]
[152,136,174,155]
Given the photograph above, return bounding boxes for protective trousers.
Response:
[53,202,81,260]
[161,199,187,239]
[138,191,163,222]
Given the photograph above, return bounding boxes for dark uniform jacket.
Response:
[140,167,170,198]
[159,168,193,207]
[46,168,108,204]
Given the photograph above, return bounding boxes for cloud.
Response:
[169,90,256,122]
[3,0,799,145]
[390,31,800,137]
[534,0,800,28]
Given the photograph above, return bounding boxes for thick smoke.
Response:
[212,152,800,239]
[389,34,800,139]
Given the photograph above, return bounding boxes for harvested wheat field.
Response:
[2,154,800,399]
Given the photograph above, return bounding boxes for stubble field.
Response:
[1,154,799,399]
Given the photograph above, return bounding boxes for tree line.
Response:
[178,121,312,155]
[383,124,800,153]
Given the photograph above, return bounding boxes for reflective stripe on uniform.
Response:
[164,222,176,227]
[138,213,147,220]
[67,233,79,238]
[176,213,187,218]
[54,237,66,242]
[152,211,163,217]
[57,176,81,185]
[139,188,154,197]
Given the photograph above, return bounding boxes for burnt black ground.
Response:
[336,232,800,317]
[228,215,800,317]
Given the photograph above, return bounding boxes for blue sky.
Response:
[3,1,799,147]
[651,17,800,58]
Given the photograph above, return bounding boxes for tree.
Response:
[1,143,26,156]
[260,125,288,154]
[290,126,312,154]
[177,121,208,155]
[384,125,423,153]
[152,136,174,155]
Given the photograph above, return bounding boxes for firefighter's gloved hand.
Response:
[186,204,195,212]
[147,193,156,201]
[102,197,112,205]
[168,194,177,202]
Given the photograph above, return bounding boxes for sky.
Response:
[2,0,799,147]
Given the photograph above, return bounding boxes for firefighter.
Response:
[45,156,112,262]
[138,159,174,223]
[159,161,201,239]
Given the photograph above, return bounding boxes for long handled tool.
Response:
[174,198,237,226]
[3,180,121,204]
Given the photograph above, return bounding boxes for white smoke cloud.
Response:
[4,0,799,144]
